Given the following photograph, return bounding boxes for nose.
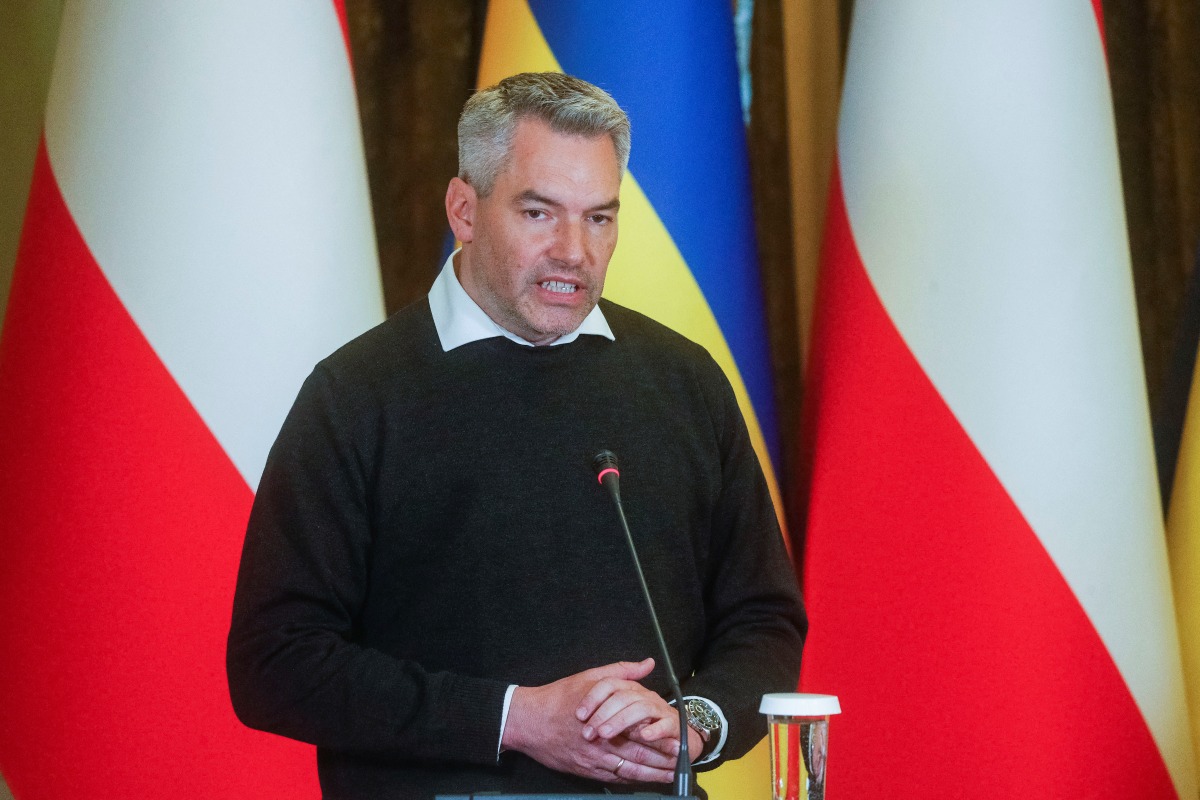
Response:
[549,219,586,267]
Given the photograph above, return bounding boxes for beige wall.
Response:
[0,0,62,336]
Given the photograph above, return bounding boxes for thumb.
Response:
[585,656,655,684]
[609,656,655,680]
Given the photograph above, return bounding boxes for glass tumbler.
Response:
[759,693,841,800]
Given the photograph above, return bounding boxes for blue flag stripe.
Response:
[527,0,781,467]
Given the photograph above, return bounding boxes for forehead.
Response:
[497,117,622,201]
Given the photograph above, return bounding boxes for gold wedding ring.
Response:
[613,757,626,775]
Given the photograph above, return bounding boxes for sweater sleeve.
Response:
[680,360,808,770]
[226,365,509,764]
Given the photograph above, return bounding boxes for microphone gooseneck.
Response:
[590,450,695,797]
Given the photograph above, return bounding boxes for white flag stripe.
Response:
[45,1,385,490]
[838,3,1194,794]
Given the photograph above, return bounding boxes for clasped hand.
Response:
[502,657,702,784]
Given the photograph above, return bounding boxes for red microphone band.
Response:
[597,468,620,484]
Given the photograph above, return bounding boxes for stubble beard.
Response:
[515,270,598,342]
[472,252,599,344]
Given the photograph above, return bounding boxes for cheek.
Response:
[590,231,618,266]
[488,231,532,274]
[516,239,557,272]
[583,226,615,253]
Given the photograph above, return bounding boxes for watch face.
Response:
[686,698,720,732]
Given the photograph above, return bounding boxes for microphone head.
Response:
[592,450,620,488]
[592,450,619,475]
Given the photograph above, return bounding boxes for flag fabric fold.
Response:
[0,3,384,797]
[800,4,1196,797]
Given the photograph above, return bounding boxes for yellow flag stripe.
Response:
[1168,346,1200,775]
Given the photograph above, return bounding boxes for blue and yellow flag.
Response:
[478,3,783,796]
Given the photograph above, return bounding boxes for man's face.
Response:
[449,117,622,345]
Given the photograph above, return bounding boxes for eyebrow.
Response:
[516,189,621,214]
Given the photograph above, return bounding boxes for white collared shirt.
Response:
[428,249,614,351]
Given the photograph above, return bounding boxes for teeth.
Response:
[541,281,577,294]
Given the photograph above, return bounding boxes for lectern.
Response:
[436,795,699,799]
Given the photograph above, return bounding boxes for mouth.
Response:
[539,280,579,295]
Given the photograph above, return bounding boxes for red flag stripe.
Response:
[1092,0,1106,51]
[800,165,1176,797]
[331,0,353,69]
[0,143,317,799]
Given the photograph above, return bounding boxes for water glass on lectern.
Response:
[759,693,841,800]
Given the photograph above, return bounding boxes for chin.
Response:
[536,315,587,338]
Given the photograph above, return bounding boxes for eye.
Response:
[523,209,547,220]
[588,214,613,225]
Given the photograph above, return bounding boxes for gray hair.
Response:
[457,72,631,196]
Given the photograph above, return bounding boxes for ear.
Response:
[445,177,478,244]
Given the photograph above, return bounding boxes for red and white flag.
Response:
[0,3,383,797]
[800,4,1197,796]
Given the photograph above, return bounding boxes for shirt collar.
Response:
[428,249,614,352]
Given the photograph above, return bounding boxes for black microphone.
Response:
[590,450,696,798]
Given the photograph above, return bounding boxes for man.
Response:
[227,72,806,798]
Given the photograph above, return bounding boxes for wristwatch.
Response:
[683,697,722,755]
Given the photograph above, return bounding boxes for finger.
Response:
[628,726,681,757]
[613,755,675,785]
[591,738,677,783]
[576,672,650,723]
[590,751,634,784]
[582,684,669,739]
[585,657,654,686]
[611,737,678,770]
[576,679,623,728]
[582,686,645,731]
[633,714,682,744]
[591,697,668,740]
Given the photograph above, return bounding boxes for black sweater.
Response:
[227,298,806,798]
